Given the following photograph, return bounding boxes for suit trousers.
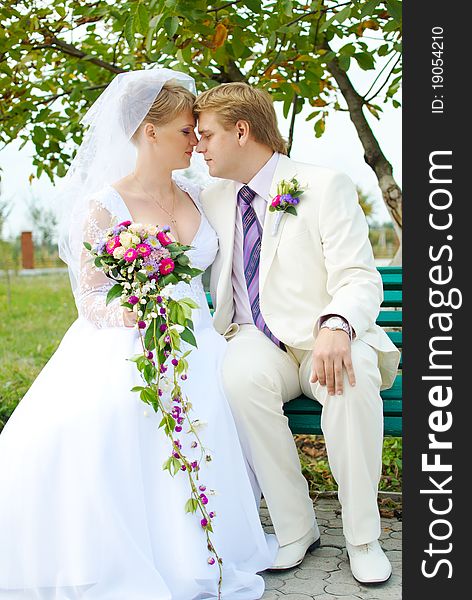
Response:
[221,324,384,547]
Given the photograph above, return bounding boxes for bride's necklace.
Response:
[134,173,178,226]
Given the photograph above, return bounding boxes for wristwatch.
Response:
[320,316,351,338]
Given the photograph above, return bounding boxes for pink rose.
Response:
[118,220,132,227]
[157,231,173,246]
[159,257,175,275]
[271,195,281,207]
[106,236,121,254]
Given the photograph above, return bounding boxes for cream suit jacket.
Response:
[201,155,400,390]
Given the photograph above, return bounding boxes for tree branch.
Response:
[36,84,108,106]
[206,1,243,13]
[40,32,124,74]
[212,59,247,83]
[287,90,298,157]
[323,41,402,232]
[364,53,401,103]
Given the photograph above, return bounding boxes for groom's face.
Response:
[196,111,240,179]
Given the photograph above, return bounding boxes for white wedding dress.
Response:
[0,179,277,600]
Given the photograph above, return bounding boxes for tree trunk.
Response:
[324,46,402,263]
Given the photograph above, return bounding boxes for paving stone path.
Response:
[260,496,402,600]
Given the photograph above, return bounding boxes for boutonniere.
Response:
[269,176,306,235]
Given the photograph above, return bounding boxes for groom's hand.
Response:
[310,329,356,396]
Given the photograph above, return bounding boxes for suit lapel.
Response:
[209,181,237,312]
[260,155,298,292]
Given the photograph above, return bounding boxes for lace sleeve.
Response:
[76,197,126,328]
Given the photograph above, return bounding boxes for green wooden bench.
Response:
[206,266,402,438]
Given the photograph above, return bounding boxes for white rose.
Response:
[146,225,158,236]
[129,222,144,235]
[131,234,141,245]
[119,232,134,248]
[113,246,126,259]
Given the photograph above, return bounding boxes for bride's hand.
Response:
[123,309,137,328]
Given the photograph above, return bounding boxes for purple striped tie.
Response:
[238,185,283,348]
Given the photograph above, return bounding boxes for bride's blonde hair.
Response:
[121,81,196,140]
[194,83,287,155]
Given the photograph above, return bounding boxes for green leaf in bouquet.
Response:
[165,242,180,253]
[184,498,199,513]
[176,254,190,266]
[180,298,199,310]
[144,322,158,351]
[176,265,203,278]
[162,455,181,476]
[159,414,176,436]
[181,327,198,348]
[106,283,123,305]
[83,241,92,250]
[143,364,157,385]
[166,301,182,325]
[157,347,167,365]
[139,390,150,406]
[136,271,148,283]
[136,355,150,372]
[175,360,186,376]
[285,206,297,216]
[94,257,104,268]
[175,301,191,322]
[160,273,179,286]
[268,205,276,212]
[168,328,181,350]
[127,354,143,364]
[169,456,181,476]
[131,386,144,393]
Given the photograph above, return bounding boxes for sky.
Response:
[0,51,401,238]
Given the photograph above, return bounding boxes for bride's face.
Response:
[139,109,198,170]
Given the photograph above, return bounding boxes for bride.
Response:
[0,68,277,599]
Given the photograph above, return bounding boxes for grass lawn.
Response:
[0,271,402,500]
[0,272,77,430]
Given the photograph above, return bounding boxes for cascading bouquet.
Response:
[84,220,223,594]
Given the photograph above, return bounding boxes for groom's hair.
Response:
[194,83,287,155]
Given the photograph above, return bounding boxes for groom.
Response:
[194,83,400,583]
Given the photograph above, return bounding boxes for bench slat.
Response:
[380,273,403,290]
[378,266,403,275]
[382,290,402,307]
[284,397,401,417]
[387,331,402,347]
[376,311,402,327]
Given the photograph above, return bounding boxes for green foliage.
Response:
[296,434,402,494]
[1,1,402,180]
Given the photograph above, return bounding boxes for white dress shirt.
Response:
[232,152,280,325]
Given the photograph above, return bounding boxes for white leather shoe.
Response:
[346,539,392,583]
[270,524,320,570]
